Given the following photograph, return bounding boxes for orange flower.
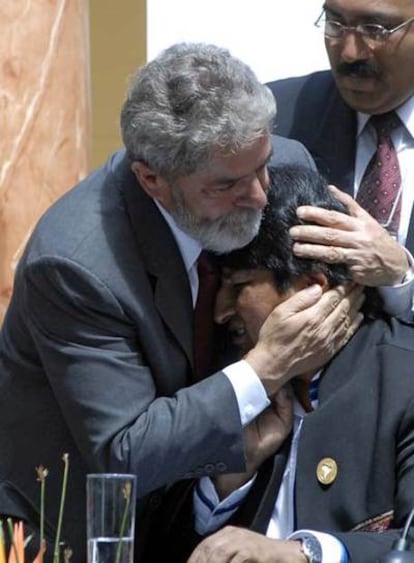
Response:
[0,522,6,563]
[8,521,24,563]
[32,540,46,563]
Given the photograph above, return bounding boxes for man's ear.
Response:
[131,161,171,206]
[303,271,329,291]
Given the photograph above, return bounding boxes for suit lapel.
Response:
[113,153,194,366]
[230,437,292,533]
[251,438,292,533]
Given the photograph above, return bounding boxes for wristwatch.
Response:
[299,535,322,563]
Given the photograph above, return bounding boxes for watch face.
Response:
[301,536,322,563]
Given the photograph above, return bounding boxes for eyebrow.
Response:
[323,3,401,23]
[213,149,274,186]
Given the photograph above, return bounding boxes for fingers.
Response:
[291,221,409,285]
[271,386,294,425]
[319,284,364,347]
[327,184,370,218]
[292,241,350,263]
[272,384,294,407]
[303,284,364,357]
[295,205,357,230]
[186,527,239,563]
[266,284,322,318]
[292,186,375,240]
[309,282,354,315]
[319,283,364,319]
[246,283,365,395]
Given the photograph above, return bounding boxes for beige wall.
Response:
[0,0,147,321]
[89,0,147,169]
[0,0,91,320]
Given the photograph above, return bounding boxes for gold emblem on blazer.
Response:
[316,457,338,485]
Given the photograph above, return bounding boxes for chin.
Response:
[335,78,394,114]
[340,89,388,114]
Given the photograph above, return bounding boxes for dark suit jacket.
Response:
[151,316,414,563]
[266,70,414,254]
[0,136,314,562]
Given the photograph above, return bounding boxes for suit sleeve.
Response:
[23,255,246,496]
[269,134,317,172]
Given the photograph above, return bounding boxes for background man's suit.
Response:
[152,316,414,563]
[0,135,314,561]
[267,70,414,254]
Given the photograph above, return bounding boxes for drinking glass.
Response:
[87,473,136,563]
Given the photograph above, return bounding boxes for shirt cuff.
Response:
[378,248,414,316]
[289,530,348,563]
[193,475,255,535]
[223,360,270,426]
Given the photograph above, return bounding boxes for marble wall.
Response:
[0,0,91,321]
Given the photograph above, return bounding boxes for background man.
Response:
[0,43,361,561]
[159,165,414,563]
[267,0,414,295]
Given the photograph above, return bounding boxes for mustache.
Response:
[335,60,381,79]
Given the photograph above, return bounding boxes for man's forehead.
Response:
[325,0,410,18]
[208,136,272,170]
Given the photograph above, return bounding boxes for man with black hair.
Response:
[160,166,414,563]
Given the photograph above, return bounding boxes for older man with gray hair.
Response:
[0,42,362,561]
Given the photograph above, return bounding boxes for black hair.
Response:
[220,165,352,293]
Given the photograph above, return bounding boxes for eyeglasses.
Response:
[314,9,414,45]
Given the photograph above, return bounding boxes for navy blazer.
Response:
[149,317,414,563]
[267,70,414,254]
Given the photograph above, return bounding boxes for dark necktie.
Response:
[193,251,220,380]
[356,111,402,237]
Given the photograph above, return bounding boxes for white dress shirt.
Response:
[194,379,348,562]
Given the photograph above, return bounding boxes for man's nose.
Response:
[214,286,236,325]
[235,174,268,210]
[338,31,371,63]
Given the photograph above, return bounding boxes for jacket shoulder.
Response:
[266,70,334,102]
[266,71,338,137]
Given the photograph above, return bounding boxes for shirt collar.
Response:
[356,94,414,138]
[155,200,202,274]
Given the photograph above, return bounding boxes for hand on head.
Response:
[245,282,364,397]
[290,185,409,287]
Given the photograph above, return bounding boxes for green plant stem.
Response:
[53,454,70,563]
[40,473,45,552]
[114,485,131,563]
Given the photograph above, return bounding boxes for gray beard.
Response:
[169,186,262,253]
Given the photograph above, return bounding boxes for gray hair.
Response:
[120,42,276,180]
